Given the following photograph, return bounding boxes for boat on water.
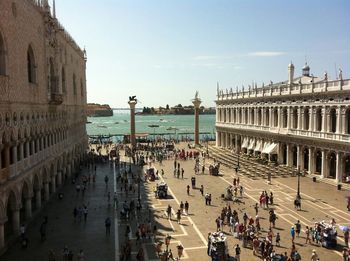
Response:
[97,125,108,128]
[86,121,92,124]
[114,122,119,124]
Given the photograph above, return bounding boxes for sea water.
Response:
[86,109,216,142]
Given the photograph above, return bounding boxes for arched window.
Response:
[316,108,322,131]
[61,67,66,94]
[304,108,310,130]
[73,73,77,95]
[27,45,36,83]
[273,108,278,127]
[282,108,288,128]
[0,32,6,75]
[330,108,337,133]
[80,79,84,97]
[292,108,298,129]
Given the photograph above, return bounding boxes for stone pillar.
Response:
[341,111,347,134]
[31,140,35,154]
[25,141,29,158]
[57,171,62,186]
[216,132,219,147]
[297,107,302,130]
[11,144,17,165]
[296,145,302,169]
[287,107,291,129]
[128,99,137,148]
[277,107,281,128]
[0,221,5,251]
[192,96,202,145]
[321,150,327,178]
[51,176,56,193]
[336,152,342,182]
[286,144,292,166]
[309,108,314,131]
[336,107,342,134]
[35,189,42,209]
[25,197,32,220]
[44,183,50,201]
[269,108,272,127]
[308,147,315,174]
[326,110,331,132]
[19,142,24,161]
[290,109,295,129]
[12,209,20,236]
[321,107,327,132]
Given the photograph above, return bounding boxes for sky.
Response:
[56,0,350,108]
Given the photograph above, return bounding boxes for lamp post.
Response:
[297,165,301,198]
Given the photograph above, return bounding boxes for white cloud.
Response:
[248,51,286,57]
[192,55,222,60]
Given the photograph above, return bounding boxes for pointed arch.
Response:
[27,45,36,83]
[0,30,6,75]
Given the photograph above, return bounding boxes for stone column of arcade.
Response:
[192,91,202,145]
[128,97,138,148]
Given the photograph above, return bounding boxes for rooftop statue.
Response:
[339,68,343,80]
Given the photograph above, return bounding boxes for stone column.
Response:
[51,176,56,194]
[192,95,202,145]
[296,145,302,169]
[128,99,137,148]
[341,110,347,134]
[286,144,292,166]
[309,108,314,131]
[287,107,291,129]
[216,108,219,122]
[336,107,342,134]
[336,152,342,182]
[12,209,20,236]
[25,197,32,220]
[290,109,295,129]
[19,142,24,161]
[0,221,5,251]
[308,147,315,174]
[44,183,50,201]
[216,131,219,147]
[269,108,272,127]
[321,150,327,178]
[57,171,62,186]
[321,107,327,132]
[277,107,281,128]
[297,107,302,130]
[35,189,42,209]
[25,141,29,158]
[11,144,17,165]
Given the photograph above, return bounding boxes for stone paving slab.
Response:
[1,163,115,261]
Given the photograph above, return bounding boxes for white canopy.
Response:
[261,142,271,154]
[241,138,249,148]
[254,140,263,152]
[248,139,256,150]
[265,143,278,154]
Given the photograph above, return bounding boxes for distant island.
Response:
[136,104,216,115]
[86,103,113,117]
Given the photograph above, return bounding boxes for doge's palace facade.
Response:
[0,0,87,252]
[216,63,350,184]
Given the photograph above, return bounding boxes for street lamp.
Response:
[297,165,301,198]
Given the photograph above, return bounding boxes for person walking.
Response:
[290,226,296,243]
[166,205,172,220]
[187,185,190,195]
[77,249,85,261]
[310,249,318,261]
[295,220,301,237]
[276,232,281,246]
[105,217,111,235]
[200,185,204,196]
[184,201,189,215]
[235,244,241,261]
[83,206,88,222]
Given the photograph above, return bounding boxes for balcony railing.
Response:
[216,122,350,142]
[49,93,63,105]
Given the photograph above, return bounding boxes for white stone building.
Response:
[0,0,87,253]
[215,63,350,183]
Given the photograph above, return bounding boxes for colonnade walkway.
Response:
[207,145,350,190]
[1,163,115,261]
